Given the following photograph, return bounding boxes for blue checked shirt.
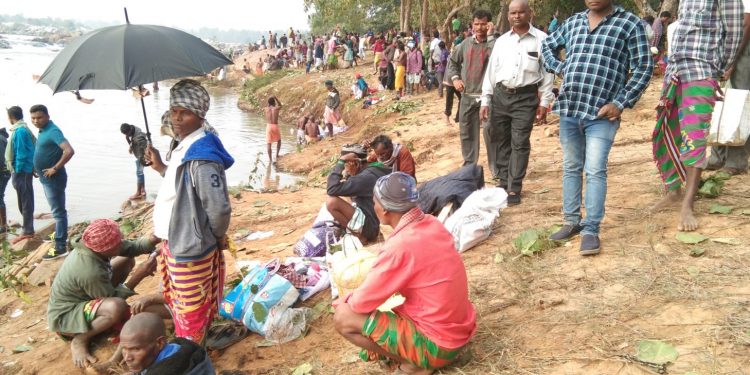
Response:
[542,7,653,120]
[667,0,744,83]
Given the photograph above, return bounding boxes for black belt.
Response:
[498,82,538,95]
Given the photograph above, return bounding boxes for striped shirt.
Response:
[667,0,744,83]
[542,7,654,120]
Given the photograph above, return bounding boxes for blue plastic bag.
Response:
[220,260,300,335]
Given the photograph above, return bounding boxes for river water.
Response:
[0,34,296,226]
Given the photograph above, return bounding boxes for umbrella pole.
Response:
[138,89,152,143]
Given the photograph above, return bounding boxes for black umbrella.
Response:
[38,9,233,140]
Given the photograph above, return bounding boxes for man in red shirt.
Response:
[334,173,476,374]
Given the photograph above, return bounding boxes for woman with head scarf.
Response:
[145,79,234,345]
[334,173,477,374]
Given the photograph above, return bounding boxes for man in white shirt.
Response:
[480,0,554,205]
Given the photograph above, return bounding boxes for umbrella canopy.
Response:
[38,24,232,93]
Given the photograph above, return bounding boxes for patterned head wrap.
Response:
[82,219,123,253]
[374,172,419,213]
[169,79,210,119]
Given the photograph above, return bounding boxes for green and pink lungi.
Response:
[653,76,718,191]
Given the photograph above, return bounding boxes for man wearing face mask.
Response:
[326,144,390,244]
[366,134,416,182]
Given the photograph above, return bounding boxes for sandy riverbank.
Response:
[0,54,748,375]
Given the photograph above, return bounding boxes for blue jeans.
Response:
[559,116,620,236]
[41,171,68,251]
[135,160,145,185]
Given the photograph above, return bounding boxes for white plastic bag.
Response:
[263,307,311,344]
[443,187,508,252]
[326,234,375,298]
[709,85,750,146]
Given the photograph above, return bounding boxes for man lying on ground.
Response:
[326,144,390,244]
[334,172,476,375]
[47,219,159,368]
[367,134,417,182]
[120,312,215,375]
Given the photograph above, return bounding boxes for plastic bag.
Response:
[264,307,311,344]
[294,204,342,257]
[443,187,508,252]
[327,234,376,298]
[709,84,750,146]
[220,260,300,335]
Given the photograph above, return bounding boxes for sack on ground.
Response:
[709,85,750,146]
[327,234,375,298]
[444,187,508,252]
[220,260,300,335]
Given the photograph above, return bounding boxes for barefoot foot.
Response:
[71,336,97,369]
[677,206,699,232]
[650,190,682,213]
[397,363,434,375]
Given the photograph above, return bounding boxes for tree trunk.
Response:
[496,0,510,34]
[440,0,471,43]
[635,0,658,17]
[400,0,405,32]
[420,0,430,50]
[404,0,413,33]
[660,0,679,17]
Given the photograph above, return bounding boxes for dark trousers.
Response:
[488,88,539,193]
[12,172,34,235]
[386,63,395,90]
[458,96,482,165]
[445,85,461,121]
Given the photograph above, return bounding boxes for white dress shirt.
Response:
[481,26,554,108]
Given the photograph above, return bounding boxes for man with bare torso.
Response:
[265,96,282,164]
[305,116,321,143]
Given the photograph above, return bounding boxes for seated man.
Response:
[326,144,390,244]
[305,115,321,143]
[120,312,215,375]
[334,173,476,375]
[47,219,159,368]
[367,134,417,182]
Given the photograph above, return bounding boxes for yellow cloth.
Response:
[395,65,406,90]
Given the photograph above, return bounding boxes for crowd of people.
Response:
[2,0,747,374]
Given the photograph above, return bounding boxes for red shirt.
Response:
[347,208,477,349]
[373,40,385,53]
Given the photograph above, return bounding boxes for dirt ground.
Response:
[0,57,749,375]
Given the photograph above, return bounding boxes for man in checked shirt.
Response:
[651,0,744,232]
[542,0,653,255]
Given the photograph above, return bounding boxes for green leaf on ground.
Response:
[740,209,750,216]
[635,340,679,365]
[253,200,270,208]
[689,248,705,257]
[714,171,732,180]
[291,363,313,375]
[119,219,134,235]
[494,253,504,264]
[708,204,733,214]
[12,345,32,353]
[513,226,563,256]
[687,266,700,277]
[711,237,741,245]
[17,291,31,304]
[251,302,268,323]
[533,188,550,194]
[698,176,725,198]
[310,301,330,321]
[675,232,708,244]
